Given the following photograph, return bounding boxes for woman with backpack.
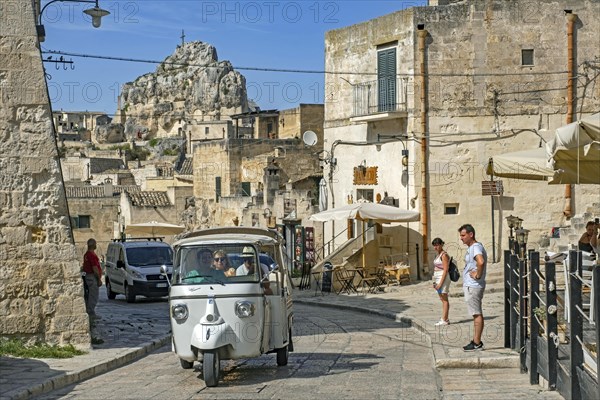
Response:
[432,237,451,326]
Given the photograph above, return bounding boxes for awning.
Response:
[486,147,553,181]
[546,113,600,184]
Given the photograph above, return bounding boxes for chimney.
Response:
[103,177,113,197]
[262,158,280,205]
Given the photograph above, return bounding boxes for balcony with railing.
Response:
[351,77,409,122]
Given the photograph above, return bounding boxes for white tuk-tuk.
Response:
[162,227,293,387]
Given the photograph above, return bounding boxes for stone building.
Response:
[65,184,139,258]
[323,0,600,278]
[0,1,91,346]
[52,110,109,138]
[66,181,191,258]
[190,138,324,270]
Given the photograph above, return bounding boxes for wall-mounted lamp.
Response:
[37,0,110,42]
[357,160,367,175]
[263,208,272,218]
[401,149,409,168]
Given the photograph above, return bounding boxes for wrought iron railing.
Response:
[352,77,409,117]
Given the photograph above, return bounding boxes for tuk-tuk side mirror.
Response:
[160,264,171,287]
[116,260,125,269]
[270,263,279,272]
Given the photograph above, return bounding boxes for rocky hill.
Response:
[113,41,249,140]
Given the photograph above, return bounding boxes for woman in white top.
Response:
[432,237,451,326]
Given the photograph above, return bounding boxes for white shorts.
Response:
[464,286,484,315]
[433,270,450,294]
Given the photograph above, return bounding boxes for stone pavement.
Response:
[0,265,535,400]
[293,267,519,370]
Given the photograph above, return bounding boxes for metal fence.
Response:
[504,248,599,399]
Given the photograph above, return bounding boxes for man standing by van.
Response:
[82,238,103,319]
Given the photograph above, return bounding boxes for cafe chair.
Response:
[334,267,357,295]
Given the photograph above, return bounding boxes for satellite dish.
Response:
[302,130,318,146]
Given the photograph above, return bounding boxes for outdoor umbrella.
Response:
[546,112,600,184]
[309,202,420,224]
[309,202,420,268]
[124,221,185,237]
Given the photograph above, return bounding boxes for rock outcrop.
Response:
[117,41,248,139]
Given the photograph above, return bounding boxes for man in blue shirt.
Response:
[459,224,487,351]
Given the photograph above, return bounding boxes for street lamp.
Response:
[506,215,519,249]
[37,0,110,42]
[515,228,530,260]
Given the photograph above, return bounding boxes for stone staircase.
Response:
[547,202,600,253]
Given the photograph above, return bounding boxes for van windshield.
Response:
[174,244,262,285]
[126,247,173,267]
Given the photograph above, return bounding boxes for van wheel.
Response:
[276,345,289,366]
[180,358,193,369]
[125,284,136,303]
[203,351,220,387]
[106,279,117,300]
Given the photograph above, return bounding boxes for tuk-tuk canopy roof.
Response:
[173,227,281,249]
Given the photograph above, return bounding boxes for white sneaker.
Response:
[435,319,449,326]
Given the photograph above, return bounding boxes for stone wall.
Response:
[279,104,325,144]
[68,197,120,259]
[193,139,320,200]
[0,1,91,346]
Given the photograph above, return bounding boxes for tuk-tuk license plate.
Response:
[156,283,167,288]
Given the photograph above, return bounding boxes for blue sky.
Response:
[41,1,425,115]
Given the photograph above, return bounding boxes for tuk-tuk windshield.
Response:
[174,244,264,285]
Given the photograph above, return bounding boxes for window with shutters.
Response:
[377,48,397,112]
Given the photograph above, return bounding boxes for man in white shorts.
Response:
[459,224,487,351]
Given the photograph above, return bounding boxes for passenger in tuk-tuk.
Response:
[212,249,236,277]
[236,247,273,294]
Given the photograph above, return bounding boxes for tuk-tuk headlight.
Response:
[172,304,188,321]
[235,301,255,318]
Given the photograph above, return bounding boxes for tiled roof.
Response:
[66,185,140,198]
[177,157,193,175]
[128,191,172,207]
[65,186,105,198]
[90,158,124,174]
[114,185,140,194]
[156,164,174,177]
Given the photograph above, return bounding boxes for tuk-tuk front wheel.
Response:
[203,351,220,387]
[180,358,193,369]
[276,345,289,366]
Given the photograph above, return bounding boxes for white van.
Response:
[104,238,173,303]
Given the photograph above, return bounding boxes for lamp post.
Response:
[506,215,518,249]
[37,0,110,42]
[515,228,530,261]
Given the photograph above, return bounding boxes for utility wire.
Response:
[43,49,573,77]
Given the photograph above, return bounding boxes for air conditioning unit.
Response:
[378,235,393,247]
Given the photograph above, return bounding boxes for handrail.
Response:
[313,224,376,263]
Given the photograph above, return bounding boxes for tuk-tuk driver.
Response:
[184,248,213,283]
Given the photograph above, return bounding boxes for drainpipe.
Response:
[417,25,429,279]
[563,11,577,218]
